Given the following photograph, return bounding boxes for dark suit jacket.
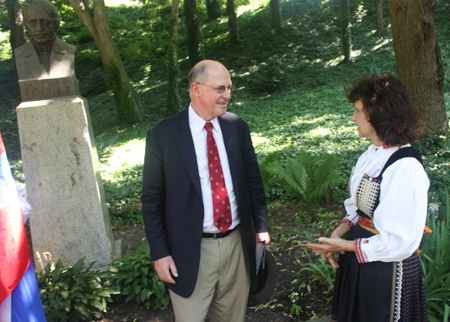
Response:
[142,108,268,298]
[14,37,76,81]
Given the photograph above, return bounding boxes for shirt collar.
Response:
[189,104,221,134]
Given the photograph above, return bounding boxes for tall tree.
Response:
[270,0,282,31]
[5,0,26,81]
[205,0,221,21]
[184,0,204,66]
[340,0,350,63]
[68,0,142,125]
[6,0,26,52]
[167,0,181,115]
[226,0,238,44]
[387,0,447,133]
[376,0,383,37]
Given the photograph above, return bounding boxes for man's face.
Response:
[25,12,57,45]
[195,65,232,121]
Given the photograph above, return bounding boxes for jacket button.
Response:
[195,241,200,245]
[198,216,202,221]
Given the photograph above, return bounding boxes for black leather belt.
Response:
[202,226,237,239]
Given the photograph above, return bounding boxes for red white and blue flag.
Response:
[0,132,46,322]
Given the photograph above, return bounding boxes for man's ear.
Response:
[190,83,201,97]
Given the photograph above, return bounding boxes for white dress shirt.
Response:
[189,105,239,233]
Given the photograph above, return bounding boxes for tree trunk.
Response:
[376,0,383,37]
[387,0,447,133]
[270,0,282,31]
[184,0,204,67]
[6,0,26,81]
[226,0,239,44]
[206,0,221,21]
[68,0,142,125]
[167,0,181,116]
[6,0,26,51]
[340,0,350,63]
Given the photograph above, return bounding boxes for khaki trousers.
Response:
[169,228,250,322]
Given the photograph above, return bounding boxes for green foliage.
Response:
[81,67,110,97]
[108,241,170,309]
[105,60,142,125]
[413,130,450,204]
[0,0,448,228]
[420,190,450,321]
[245,56,290,93]
[259,150,285,198]
[263,151,341,205]
[290,304,303,316]
[37,258,119,321]
[288,292,303,316]
[103,166,144,227]
[293,250,336,295]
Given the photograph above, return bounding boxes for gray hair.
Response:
[188,61,210,90]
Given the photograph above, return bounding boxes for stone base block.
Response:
[17,96,117,271]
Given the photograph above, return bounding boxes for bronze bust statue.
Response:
[15,0,77,81]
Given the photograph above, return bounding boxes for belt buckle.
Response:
[213,232,218,239]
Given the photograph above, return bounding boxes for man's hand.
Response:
[154,255,178,284]
[256,232,271,245]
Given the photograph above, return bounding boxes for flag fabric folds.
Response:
[0,132,46,322]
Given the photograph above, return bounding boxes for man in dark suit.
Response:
[15,0,76,81]
[142,60,270,322]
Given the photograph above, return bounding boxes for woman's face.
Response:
[351,100,382,145]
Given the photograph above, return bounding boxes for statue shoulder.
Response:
[54,37,77,55]
[14,42,34,57]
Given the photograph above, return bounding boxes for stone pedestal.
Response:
[17,96,117,271]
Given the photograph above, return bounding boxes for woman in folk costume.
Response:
[307,73,429,322]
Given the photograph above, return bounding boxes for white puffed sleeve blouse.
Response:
[341,144,429,263]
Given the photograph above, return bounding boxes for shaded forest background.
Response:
[1,0,449,218]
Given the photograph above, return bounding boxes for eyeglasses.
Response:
[196,83,235,94]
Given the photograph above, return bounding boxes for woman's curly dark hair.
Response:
[345,73,420,146]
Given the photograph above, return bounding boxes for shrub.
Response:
[262,151,341,205]
[413,131,450,204]
[103,166,144,227]
[420,189,450,322]
[37,258,119,321]
[107,241,170,309]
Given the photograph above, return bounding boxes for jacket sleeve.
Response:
[242,121,269,233]
[141,128,171,261]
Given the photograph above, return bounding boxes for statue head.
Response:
[23,0,60,46]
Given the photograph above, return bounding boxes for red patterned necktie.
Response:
[204,122,232,232]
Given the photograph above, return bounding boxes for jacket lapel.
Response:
[175,109,203,201]
[50,37,67,77]
[219,115,241,203]
[22,43,44,79]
